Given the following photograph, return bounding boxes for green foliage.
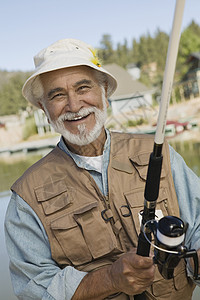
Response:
[0,21,200,117]
[125,118,147,128]
[98,34,116,65]
[22,116,37,140]
[97,21,200,88]
[0,154,42,191]
[0,72,31,116]
[177,20,200,79]
[98,29,169,88]
[154,30,169,71]
[115,39,132,68]
[106,123,115,129]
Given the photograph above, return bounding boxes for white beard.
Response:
[44,91,108,146]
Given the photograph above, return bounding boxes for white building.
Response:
[103,63,153,116]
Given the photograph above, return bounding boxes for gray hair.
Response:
[31,67,109,105]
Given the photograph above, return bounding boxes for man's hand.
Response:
[109,248,155,295]
[72,248,155,300]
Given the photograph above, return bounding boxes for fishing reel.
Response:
[143,215,200,280]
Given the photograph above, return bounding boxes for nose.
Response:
[66,91,82,112]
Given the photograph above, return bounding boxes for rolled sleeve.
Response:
[44,266,87,300]
[4,192,87,300]
[169,146,200,249]
[169,146,200,284]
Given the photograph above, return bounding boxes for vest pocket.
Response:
[51,211,92,265]
[173,259,191,291]
[130,152,166,181]
[124,187,169,236]
[151,276,173,296]
[150,261,191,297]
[51,201,119,266]
[35,179,73,215]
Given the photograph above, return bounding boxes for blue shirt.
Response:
[4,131,200,299]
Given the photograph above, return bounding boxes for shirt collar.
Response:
[58,128,110,172]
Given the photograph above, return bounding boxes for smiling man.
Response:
[4,39,200,300]
[39,66,109,155]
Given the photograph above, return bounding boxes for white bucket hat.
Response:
[22,38,117,108]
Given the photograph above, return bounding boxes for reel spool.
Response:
[143,215,200,280]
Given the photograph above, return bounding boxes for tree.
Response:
[131,39,141,66]
[98,34,115,64]
[1,21,200,116]
[177,20,200,79]
[0,72,30,116]
[130,30,169,87]
[154,29,169,72]
[115,39,131,68]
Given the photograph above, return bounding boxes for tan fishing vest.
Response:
[12,132,195,300]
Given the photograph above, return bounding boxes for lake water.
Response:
[0,141,200,299]
[169,139,200,177]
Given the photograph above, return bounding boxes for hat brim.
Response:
[22,57,117,108]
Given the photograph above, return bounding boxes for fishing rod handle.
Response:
[137,231,151,256]
[137,152,163,254]
[144,153,163,203]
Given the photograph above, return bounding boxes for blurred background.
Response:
[1,1,200,299]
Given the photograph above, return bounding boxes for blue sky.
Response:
[1,0,200,71]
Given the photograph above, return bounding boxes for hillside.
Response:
[0,70,14,88]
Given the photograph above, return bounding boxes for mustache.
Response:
[58,106,98,122]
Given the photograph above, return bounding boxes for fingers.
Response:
[109,249,155,295]
[124,248,154,270]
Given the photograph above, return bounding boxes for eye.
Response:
[77,85,91,93]
[79,85,89,90]
[51,93,65,100]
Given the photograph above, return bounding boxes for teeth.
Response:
[63,112,91,121]
[73,116,83,121]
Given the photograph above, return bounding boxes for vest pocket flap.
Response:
[35,179,72,215]
[35,179,68,201]
[130,152,150,166]
[50,203,119,266]
[51,213,77,230]
[124,189,144,208]
[73,203,119,260]
[50,212,93,265]
[124,188,169,236]
[151,277,173,297]
[125,187,168,208]
[111,160,133,174]
[130,153,166,180]
[73,202,98,216]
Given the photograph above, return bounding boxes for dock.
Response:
[0,136,60,156]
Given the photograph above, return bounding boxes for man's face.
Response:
[40,66,108,146]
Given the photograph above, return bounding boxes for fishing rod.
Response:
[134,0,186,299]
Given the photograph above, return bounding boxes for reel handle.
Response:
[179,248,200,280]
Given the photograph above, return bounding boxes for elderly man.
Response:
[4,39,200,300]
